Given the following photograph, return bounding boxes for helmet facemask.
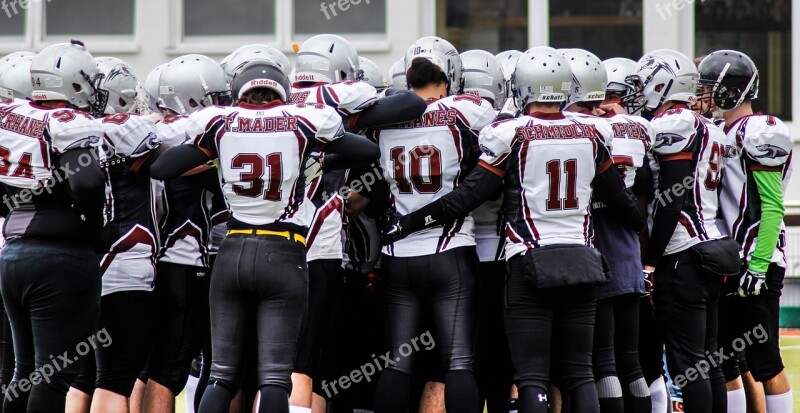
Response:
[82,70,109,117]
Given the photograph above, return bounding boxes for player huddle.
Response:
[0,33,791,413]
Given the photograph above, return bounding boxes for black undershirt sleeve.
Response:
[642,159,693,267]
[591,166,646,232]
[60,148,106,230]
[322,132,381,170]
[149,145,212,180]
[354,91,427,130]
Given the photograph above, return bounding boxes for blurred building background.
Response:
[4,0,800,299]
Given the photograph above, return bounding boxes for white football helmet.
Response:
[559,49,607,108]
[30,41,108,116]
[496,50,522,82]
[0,55,33,100]
[295,34,360,84]
[159,54,230,115]
[0,51,35,76]
[460,50,506,109]
[623,49,698,116]
[95,57,138,115]
[141,63,167,114]
[602,57,637,96]
[358,57,386,90]
[513,47,572,109]
[388,58,407,89]
[405,36,463,95]
[221,44,291,84]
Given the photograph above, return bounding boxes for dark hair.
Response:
[240,89,282,105]
[576,101,600,111]
[406,57,448,90]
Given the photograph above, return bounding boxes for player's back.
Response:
[375,94,497,256]
[483,112,612,258]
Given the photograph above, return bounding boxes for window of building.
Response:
[549,0,643,60]
[184,0,276,37]
[437,0,528,54]
[0,6,25,36]
[294,0,386,35]
[695,0,792,120]
[46,0,134,35]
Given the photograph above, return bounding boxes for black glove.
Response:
[379,210,408,245]
[738,269,767,297]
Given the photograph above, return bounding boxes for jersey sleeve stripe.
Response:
[479,160,505,178]
[658,152,694,162]
[750,164,783,172]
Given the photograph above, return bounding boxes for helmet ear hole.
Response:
[73,83,82,92]
[119,97,127,108]
[188,98,199,108]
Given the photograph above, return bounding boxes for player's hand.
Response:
[380,211,407,245]
[600,103,625,115]
[738,269,767,297]
[304,152,324,185]
[643,266,655,306]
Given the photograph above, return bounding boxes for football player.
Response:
[622,49,736,412]
[0,41,106,411]
[460,49,514,413]
[355,36,497,413]
[150,59,380,413]
[381,46,644,413]
[388,57,407,90]
[358,56,388,92]
[289,34,426,413]
[142,54,230,413]
[66,57,165,413]
[700,50,793,413]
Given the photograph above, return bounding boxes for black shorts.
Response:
[146,262,209,395]
[295,258,343,378]
[207,233,308,392]
[718,264,785,382]
[380,247,478,374]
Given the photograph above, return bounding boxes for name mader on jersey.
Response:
[0,102,102,241]
[156,114,222,268]
[719,114,793,268]
[98,113,162,295]
[478,112,614,259]
[290,80,378,260]
[185,101,344,230]
[372,94,496,257]
[651,107,726,254]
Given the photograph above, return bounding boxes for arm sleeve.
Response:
[60,148,106,229]
[642,159,693,267]
[749,170,785,273]
[129,145,167,177]
[322,132,381,170]
[592,166,646,232]
[149,145,213,180]
[401,164,504,233]
[353,91,427,130]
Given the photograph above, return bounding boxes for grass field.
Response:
[173,333,800,412]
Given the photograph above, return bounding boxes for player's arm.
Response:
[321,132,381,170]
[129,145,168,177]
[61,148,106,230]
[591,145,646,232]
[749,169,785,273]
[149,145,212,180]
[641,157,693,268]
[351,90,427,130]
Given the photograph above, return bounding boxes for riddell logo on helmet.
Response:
[248,79,279,88]
[32,94,49,100]
[294,74,317,82]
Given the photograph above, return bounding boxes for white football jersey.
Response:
[374,94,497,257]
[0,102,101,190]
[187,101,344,229]
[98,113,161,296]
[603,113,655,187]
[651,107,725,255]
[291,80,378,261]
[718,114,793,268]
[479,111,613,259]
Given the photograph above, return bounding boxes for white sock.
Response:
[765,390,793,413]
[289,407,312,413]
[649,377,668,413]
[184,375,199,413]
[726,388,746,413]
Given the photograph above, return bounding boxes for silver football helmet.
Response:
[622,49,698,116]
[0,51,35,76]
[388,58,407,89]
[358,57,386,90]
[295,34,360,84]
[513,47,572,109]
[95,57,138,115]
[30,41,108,116]
[602,57,637,96]
[496,50,522,82]
[460,50,506,109]
[221,44,291,84]
[0,55,33,100]
[141,63,167,114]
[405,36,463,95]
[559,49,607,108]
[158,54,230,115]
